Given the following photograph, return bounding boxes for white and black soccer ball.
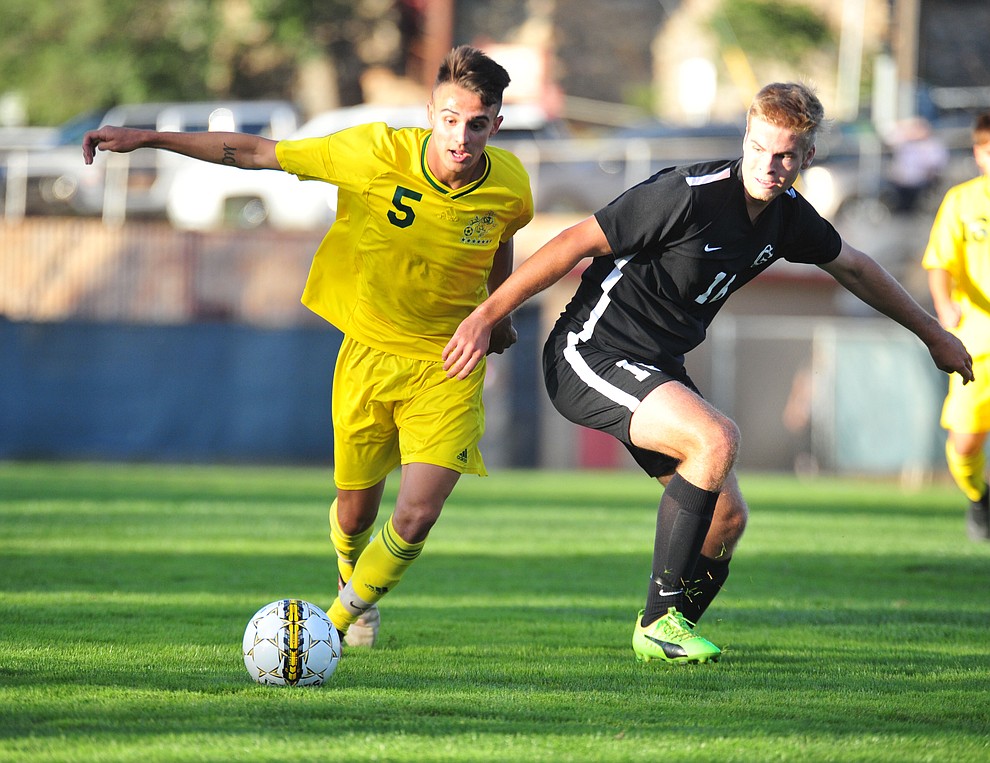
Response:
[242,599,341,686]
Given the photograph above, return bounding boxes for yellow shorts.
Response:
[331,336,488,490]
[941,354,990,434]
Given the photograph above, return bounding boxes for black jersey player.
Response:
[442,82,974,665]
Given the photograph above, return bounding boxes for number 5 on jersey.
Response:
[388,186,423,229]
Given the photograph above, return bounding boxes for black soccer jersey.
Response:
[553,158,842,371]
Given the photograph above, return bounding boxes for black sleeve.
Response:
[781,192,842,265]
[594,168,692,258]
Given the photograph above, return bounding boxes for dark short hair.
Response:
[973,112,990,145]
[434,45,511,110]
[748,82,826,150]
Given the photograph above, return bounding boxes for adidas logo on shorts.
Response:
[456,449,468,464]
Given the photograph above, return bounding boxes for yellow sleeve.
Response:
[275,136,333,182]
[276,124,397,186]
[922,186,963,277]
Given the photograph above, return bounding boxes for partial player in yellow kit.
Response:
[82,45,535,644]
[923,111,990,541]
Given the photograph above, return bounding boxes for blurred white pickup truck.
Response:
[5,100,300,221]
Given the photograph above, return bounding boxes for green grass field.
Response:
[2,462,989,762]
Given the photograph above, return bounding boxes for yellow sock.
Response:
[329,516,424,632]
[945,439,987,503]
[329,499,373,586]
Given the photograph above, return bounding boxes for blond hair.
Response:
[748,82,825,150]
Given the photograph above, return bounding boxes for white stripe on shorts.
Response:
[563,254,641,413]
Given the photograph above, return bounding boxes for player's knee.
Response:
[391,501,443,543]
[706,415,741,469]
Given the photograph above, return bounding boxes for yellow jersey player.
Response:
[83,45,535,644]
[923,112,990,541]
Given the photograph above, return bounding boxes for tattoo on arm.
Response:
[222,143,237,166]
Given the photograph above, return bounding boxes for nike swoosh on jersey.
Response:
[704,244,722,252]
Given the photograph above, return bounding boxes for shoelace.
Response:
[655,611,699,641]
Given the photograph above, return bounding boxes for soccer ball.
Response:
[242,599,341,686]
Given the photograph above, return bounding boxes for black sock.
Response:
[643,473,718,624]
[681,554,731,624]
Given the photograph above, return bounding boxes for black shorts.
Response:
[542,330,701,478]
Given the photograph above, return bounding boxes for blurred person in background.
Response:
[83,45,534,646]
[443,82,974,665]
[886,117,949,214]
[923,111,990,541]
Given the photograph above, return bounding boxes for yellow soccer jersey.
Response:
[923,175,990,358]
[276,123,534,360]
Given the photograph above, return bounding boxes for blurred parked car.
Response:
[595,119,893,224]
[166,101,578,230]
[6,101,300,219]
[584,119,900,222]
[1,109,103,215]
[578,120,746,210]
[797,118,981,223]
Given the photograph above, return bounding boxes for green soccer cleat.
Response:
[632,607,721,664]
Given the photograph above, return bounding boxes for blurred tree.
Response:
[0,0,220,124]
[250,0,402,113]
[712,0,833,64]
[0,0,402,125]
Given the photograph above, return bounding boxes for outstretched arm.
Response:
[443,215,612,379]
[819,240,974,382]
[82,126,281,170]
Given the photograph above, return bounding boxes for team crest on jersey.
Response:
[966,216,988,242]
[461,212,497,245]
[751,244,775,267]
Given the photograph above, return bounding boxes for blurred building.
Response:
[400,0,988,127]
